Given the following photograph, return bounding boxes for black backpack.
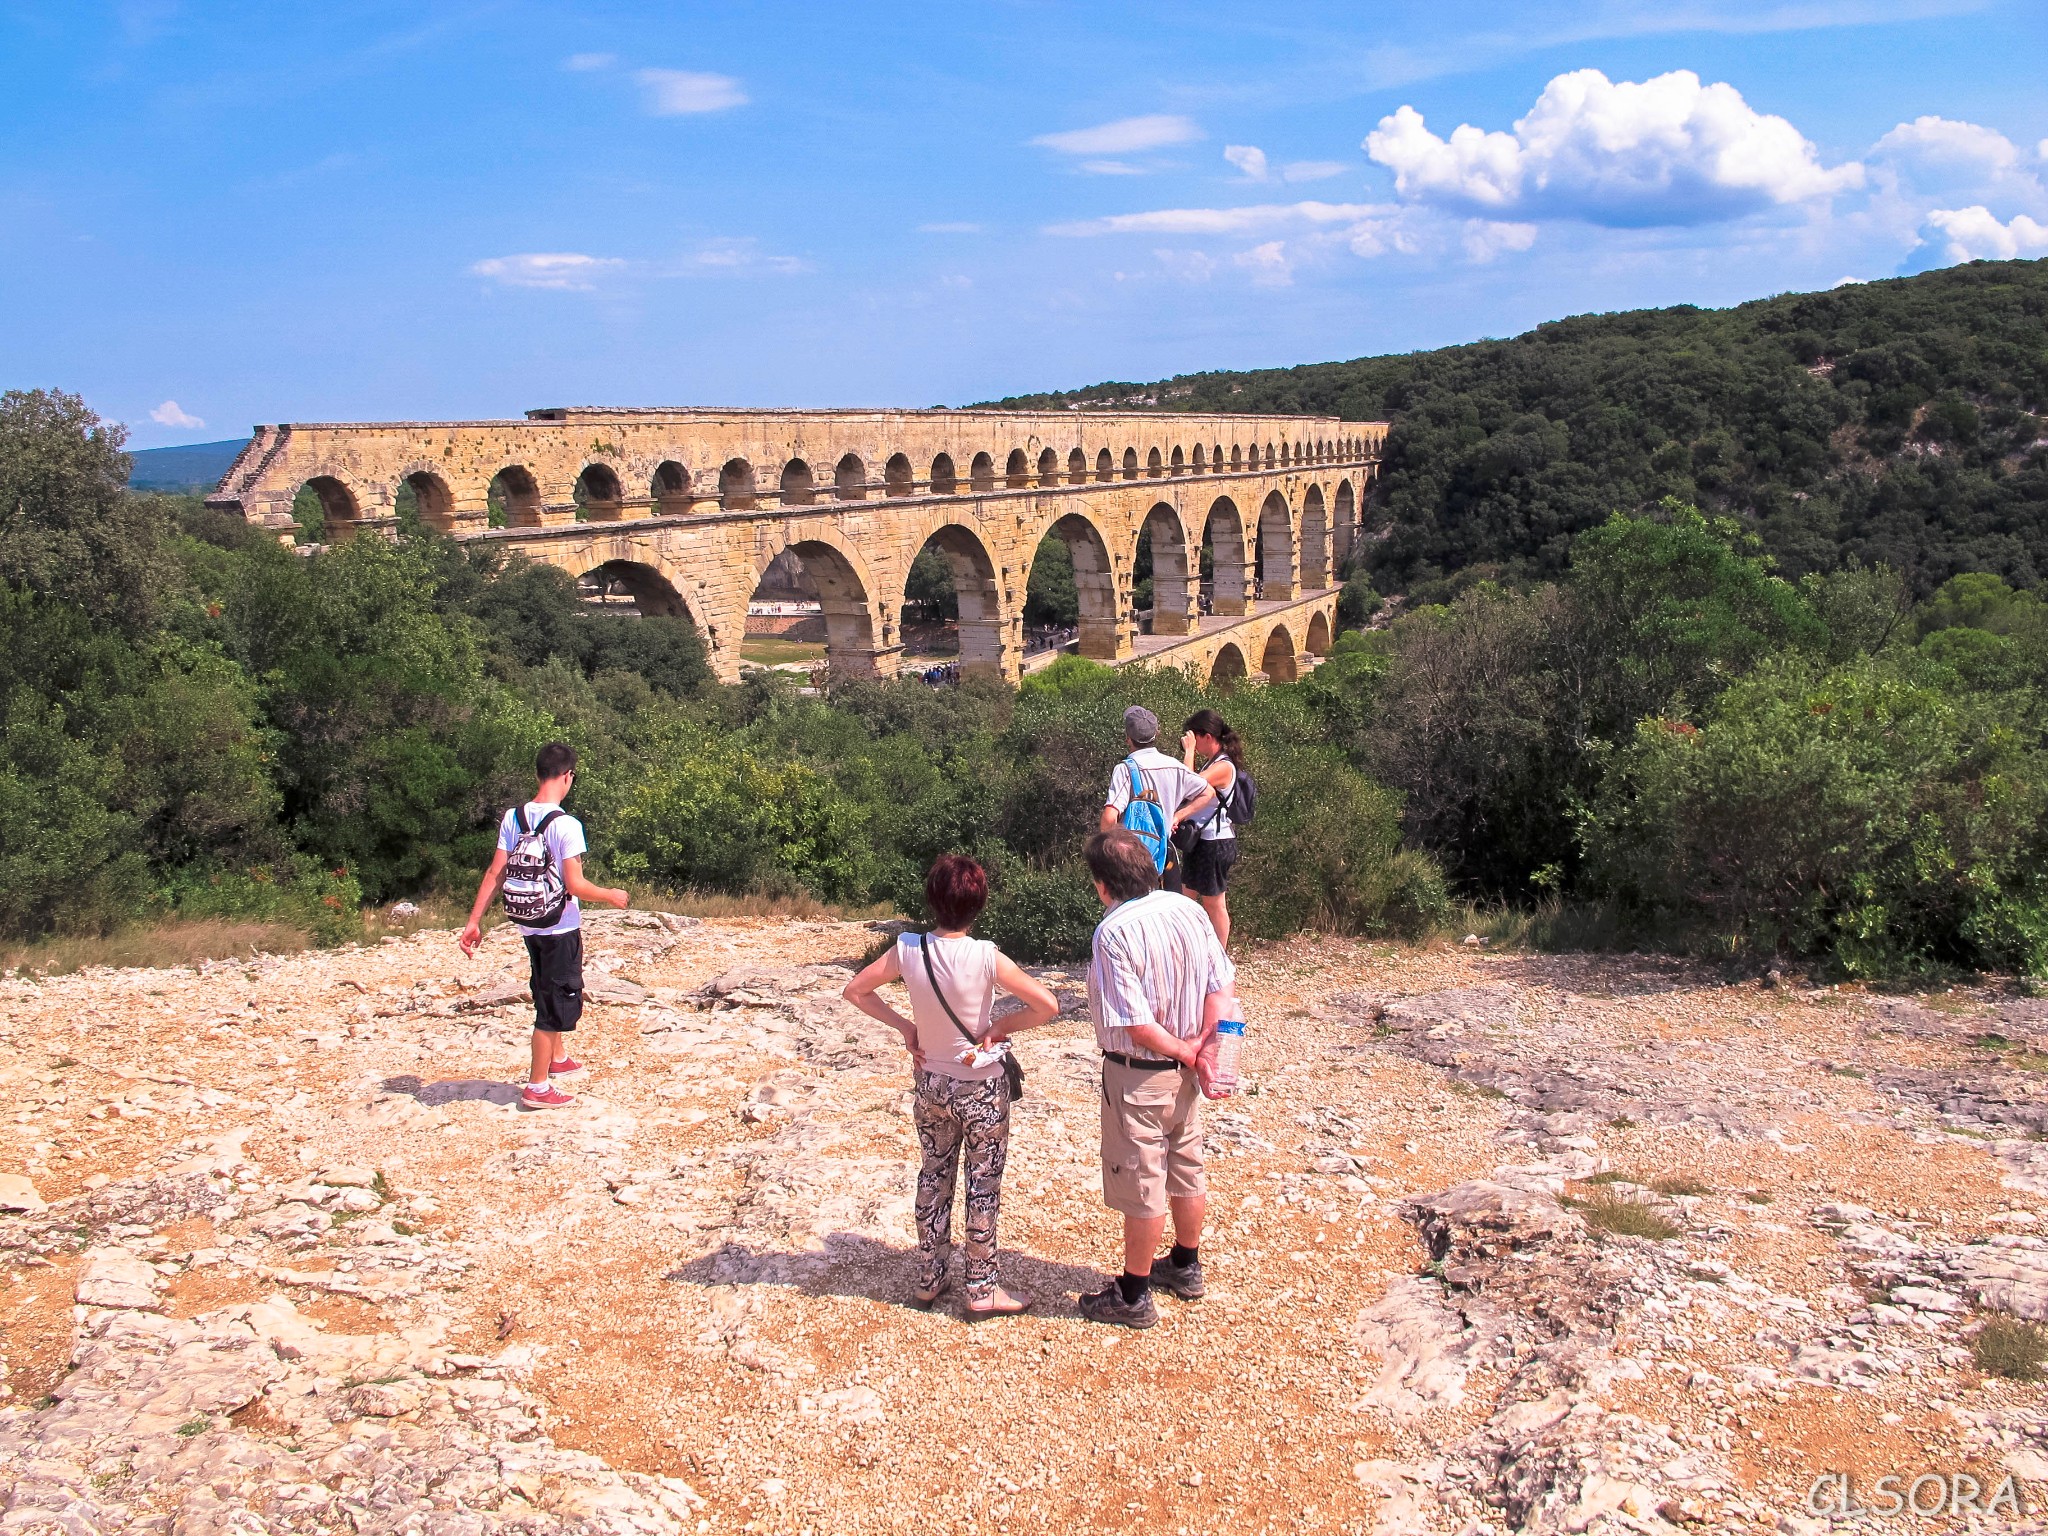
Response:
[1227,766,1258,826]
[500,807,568,927]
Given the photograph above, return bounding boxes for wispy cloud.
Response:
[470,253,625,290]
[149,399,203,429]
[1234,241,1293,287]
[1048,200,1392,237]
[918,221,982,234]
[685,238,808,274]
[1224,145,1270,182]
[634,68,748,116]
[563,52,616,72]
[1226,146,1351,186]
[1032,114,1200,156]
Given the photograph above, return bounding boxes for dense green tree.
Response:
[989,258,2048,596]
[0,388,165,630]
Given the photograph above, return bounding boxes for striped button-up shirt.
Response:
[1087,891,1235,1057]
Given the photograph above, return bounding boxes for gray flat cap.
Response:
[1124,705,1159,745]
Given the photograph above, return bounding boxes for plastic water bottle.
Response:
[1209,1014,1247,1098]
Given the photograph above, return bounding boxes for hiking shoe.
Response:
[1149,1255,1205,1301]
[1077,1282,1158,1329]
[520,1084,575,1110]
[548,1057,586,1078]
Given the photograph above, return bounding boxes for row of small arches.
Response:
[296,435,1374,531]
[691,436,1367,512]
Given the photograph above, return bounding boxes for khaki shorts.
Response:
[1100,1056,1206,1218]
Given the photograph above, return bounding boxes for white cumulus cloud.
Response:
[1224,145,1270,181]
[470,253,624,290]
[1032,114,1200,156]
[634,68,748,115]
[149,400,203,429]
[1923,206,2048,262]
[1366,68,1862,226]
[1873,115,2019,177]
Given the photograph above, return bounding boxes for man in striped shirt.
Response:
[1077,828,1236,1329]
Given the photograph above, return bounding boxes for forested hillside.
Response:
[990,258,2048,596]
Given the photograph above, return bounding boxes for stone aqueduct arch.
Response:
[207,408,1385,682]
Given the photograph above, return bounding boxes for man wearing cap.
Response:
[1099,705,1215,894]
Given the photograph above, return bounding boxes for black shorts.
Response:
[1183,838,1239,898]
[524,930,584,1033]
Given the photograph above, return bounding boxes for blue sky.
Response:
[4,1,2045,447]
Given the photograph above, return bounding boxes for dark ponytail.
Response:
[1182,708,1245,768]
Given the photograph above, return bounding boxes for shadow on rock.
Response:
[379,1074,523,1108]
[666,1232,1110,1316]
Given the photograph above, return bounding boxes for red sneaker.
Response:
[520,1083,575,1110]
[548,1057,586,1078]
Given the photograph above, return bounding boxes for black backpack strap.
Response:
[531,808,565,835]
[514,805,531,835]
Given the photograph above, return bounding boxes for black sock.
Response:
[1117,1271,1151,1304]
[1169,1244,1199,1269]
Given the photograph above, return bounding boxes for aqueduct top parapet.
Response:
[206,406,1385,686]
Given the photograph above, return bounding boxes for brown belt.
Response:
[1103,1050,1184,1072]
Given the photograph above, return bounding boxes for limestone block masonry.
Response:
[206,407,1385,684]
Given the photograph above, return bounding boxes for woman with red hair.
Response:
[844,854,1059,1317]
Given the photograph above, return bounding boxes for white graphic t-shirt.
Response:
[496,802,588,936]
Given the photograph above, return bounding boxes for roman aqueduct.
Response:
[205,407,1385,686]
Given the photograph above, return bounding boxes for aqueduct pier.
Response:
[206,407,1385,686]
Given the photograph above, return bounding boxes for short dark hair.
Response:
[1085,829,1159,902]
[535,742,578,782]
[925,854,989,931]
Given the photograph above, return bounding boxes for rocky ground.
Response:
[5,911,2048,1534]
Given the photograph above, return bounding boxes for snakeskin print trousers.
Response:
[911,1069,1011,1300]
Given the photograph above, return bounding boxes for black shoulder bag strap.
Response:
[919,932,1025,1103]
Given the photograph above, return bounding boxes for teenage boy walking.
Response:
[1077,827,1234,1328]
[459,742,629,1110]
[1099,706,1214,894]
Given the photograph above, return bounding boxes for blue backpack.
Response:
[1117,756,1171,873]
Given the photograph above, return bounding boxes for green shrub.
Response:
[1585,650,2048,977]
[978,856,1101,963]
[159,861,366,946]
[604,721,875,902]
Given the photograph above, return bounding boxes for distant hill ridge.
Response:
[128,438,249,493]
[985,258,2048,594]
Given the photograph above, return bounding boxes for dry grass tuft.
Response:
[1650,1174,1713,1197]
[1973,1315,2048,1380]
[0,919,311,978]
[635,888,896,923]
[1567,1186,1682,1240]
